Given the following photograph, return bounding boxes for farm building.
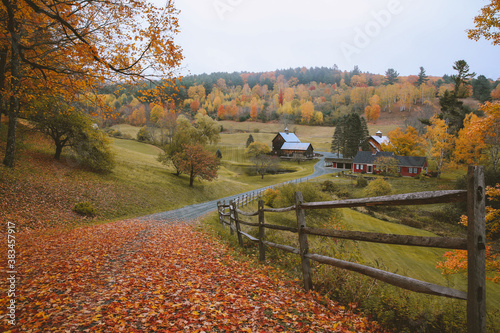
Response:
[352,151,428,176]
[323,152,352,170]
[272,128,314,158]
[366,130,390,154]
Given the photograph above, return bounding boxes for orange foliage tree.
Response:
[1,0,183,167]
[468,0,500,45]
[173,144,219,187]
[364,94,381,123]
[454,113,487,165]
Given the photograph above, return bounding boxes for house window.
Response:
[397,167,401,173]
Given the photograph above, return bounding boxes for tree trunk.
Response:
[189,166,194,186]
[2,0,21,168]
[54,143,63,160]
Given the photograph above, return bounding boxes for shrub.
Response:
[321,180,338,193]
[356,176,368,188]
[73,202,96,217]
[71,129,115,173]
[263,188,280,207]
[137,126,150,142]
[336,189,351,198]
[364,178,392,197]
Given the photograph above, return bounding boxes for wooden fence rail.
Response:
[216,166,486,333]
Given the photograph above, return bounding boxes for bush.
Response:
[263,188,280,207]
[336,189,351,198]
[73,202,96,217]
[71,128,115,173]
[137,126,151,142]
[356,176,368,188]
[364,178,392,197]
[321,180,338,193]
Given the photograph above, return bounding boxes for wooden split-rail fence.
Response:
[217,166,487,333]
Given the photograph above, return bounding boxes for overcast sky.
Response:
[172,0,500,79]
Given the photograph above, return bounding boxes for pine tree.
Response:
[246,134,255,148]
[331,113,369,158]
[416,67,429,86]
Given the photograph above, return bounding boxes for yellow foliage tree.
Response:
[382,126,425,156]
[300,101,314,124]
[454,113,487,165]
[425,116,455,178]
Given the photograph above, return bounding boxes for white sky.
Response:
[170,0,500,79]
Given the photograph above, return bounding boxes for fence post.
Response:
[296,191,313,291]
[467,166,486,333]
[258,199,266,262]
[229,201,235,236]
[217,201,222,225]
[233,203,243,247]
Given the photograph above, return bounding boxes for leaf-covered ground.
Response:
[1,220,391,332]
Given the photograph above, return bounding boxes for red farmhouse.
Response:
[352,151,428,176]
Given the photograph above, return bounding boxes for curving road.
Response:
[139,152,341,222]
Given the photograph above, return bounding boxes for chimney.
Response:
[284,127,289,134]
[376,130,382,138]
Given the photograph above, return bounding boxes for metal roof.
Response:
[281,142,312,151]
[279,132,301,143]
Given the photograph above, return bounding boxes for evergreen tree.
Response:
[416,67,429,86]
[246,134,255,147]
[472,75,492,103]
[451,59,476,97]
[439,90,471,135]
[331,113,369,158]
[384,68,399,85]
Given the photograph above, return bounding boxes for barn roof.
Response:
[370,135,390,145]
[281,142,312,151]
[279,132,301,143]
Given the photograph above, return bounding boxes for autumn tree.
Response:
[300,101,314,123]
[467,0,500,45]
[479,101,500,171]
[30,98,108,162]
[364,94,381,123]
[454,113,487,166]
[172,144,219,187]
[424,116,455,178]
[246,141,271,158]
[1,0,183,168]
[382,126,426,156]
[373,155,400,176]
[158,114,220,175]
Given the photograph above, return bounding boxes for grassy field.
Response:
[112,120,402,152]
[219,120,401,151]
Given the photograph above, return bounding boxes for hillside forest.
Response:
[96,65,500,131]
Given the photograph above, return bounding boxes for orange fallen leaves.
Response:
[0,220,391,332]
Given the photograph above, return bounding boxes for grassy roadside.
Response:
[199,177,500,332]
